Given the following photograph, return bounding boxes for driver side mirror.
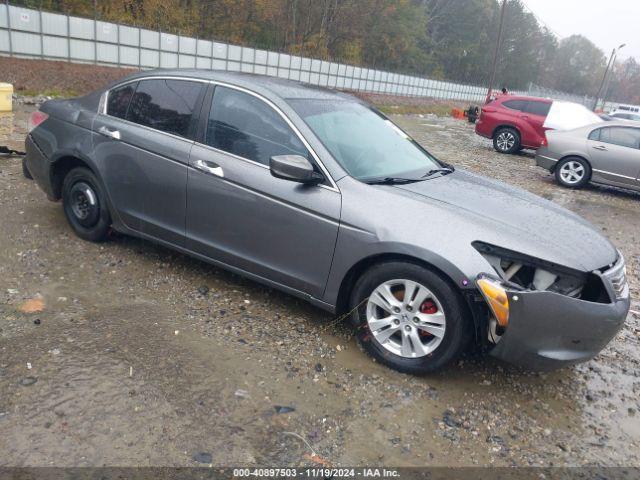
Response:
[269,155,324,185]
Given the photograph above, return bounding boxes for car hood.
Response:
[390,170,617,272]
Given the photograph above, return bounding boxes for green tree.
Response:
[548,35,606,96]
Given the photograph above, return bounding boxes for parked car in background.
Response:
[609,111,640,122]
[536,121,640,191]
[23,70,629,373]
[610,104,640,116]
[475,96,552,153]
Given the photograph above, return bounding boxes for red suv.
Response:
[475,96,552,154]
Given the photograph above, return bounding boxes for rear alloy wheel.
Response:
[349,262,470,374]
[62,167,111,242]
[493,127,520,154]
[555,157,591,189]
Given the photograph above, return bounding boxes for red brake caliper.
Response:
[420,300,438,314]
[418,300,438,337]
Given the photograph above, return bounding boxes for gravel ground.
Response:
[1,104,639,467]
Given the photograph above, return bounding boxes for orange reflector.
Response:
[477,278,510,327]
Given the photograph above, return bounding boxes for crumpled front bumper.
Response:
[489,288,629,371]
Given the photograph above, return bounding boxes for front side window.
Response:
[524,101,551,117]
[599,127,640,149]
[288,98,442,181]
[126,79,203,138]
[205,86,309,166]
[107,83,136,119]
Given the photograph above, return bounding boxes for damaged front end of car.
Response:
[471,241,630,370]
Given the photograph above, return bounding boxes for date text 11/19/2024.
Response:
[232,468,400,478]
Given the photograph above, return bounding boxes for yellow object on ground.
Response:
[0,83,13,112]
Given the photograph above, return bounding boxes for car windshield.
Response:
[288,99,442,181]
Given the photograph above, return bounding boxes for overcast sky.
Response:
[524,0,638,61]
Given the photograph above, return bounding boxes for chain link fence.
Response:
[527,83,616,111]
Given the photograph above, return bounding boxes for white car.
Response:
[609,104,640,122]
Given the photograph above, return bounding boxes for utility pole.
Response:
[485,0,507,104]
[593,43,625,111]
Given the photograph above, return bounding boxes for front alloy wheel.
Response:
[350,261,470,374]
[366,279,446,358]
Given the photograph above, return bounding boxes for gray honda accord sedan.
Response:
[23,70,630,373]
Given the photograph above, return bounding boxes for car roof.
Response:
[109,68,354,101]
[592,120,640,128]
[610,111,640,117]
[558,120,640,136]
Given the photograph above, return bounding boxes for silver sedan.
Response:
[536,121,640,191]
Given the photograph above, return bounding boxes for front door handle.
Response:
[194,159,224,178]
[593,145,607,151]
[98,126,121,140]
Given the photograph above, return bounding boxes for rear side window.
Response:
[126,79,203,138]
[502,100,527,111]
[205,86,309,165]
[106,83,136,119]
[588,128,601,141]
[524,101,551,117]
[599,127,640,149]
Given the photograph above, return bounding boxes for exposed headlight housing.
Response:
[472,241,587,298]
[472,242,616,344]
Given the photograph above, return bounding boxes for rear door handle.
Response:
[194,159,224,178]
[593,145,607,151]
[98,126,121,140]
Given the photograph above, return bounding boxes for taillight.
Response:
[541,134,548,147]
[28,110,49,132]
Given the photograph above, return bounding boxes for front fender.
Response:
[322,226,487,307]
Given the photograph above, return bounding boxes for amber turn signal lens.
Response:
[477,278,510,327]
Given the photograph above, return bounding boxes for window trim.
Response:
[100,76,339,193]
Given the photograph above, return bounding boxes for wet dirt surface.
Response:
[1,105,639,467]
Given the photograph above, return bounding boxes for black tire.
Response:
[62,167,111,242]
[349,261,471,375]
[22,158,33,179]
[492,127,521,154]
[554,156,591,189]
